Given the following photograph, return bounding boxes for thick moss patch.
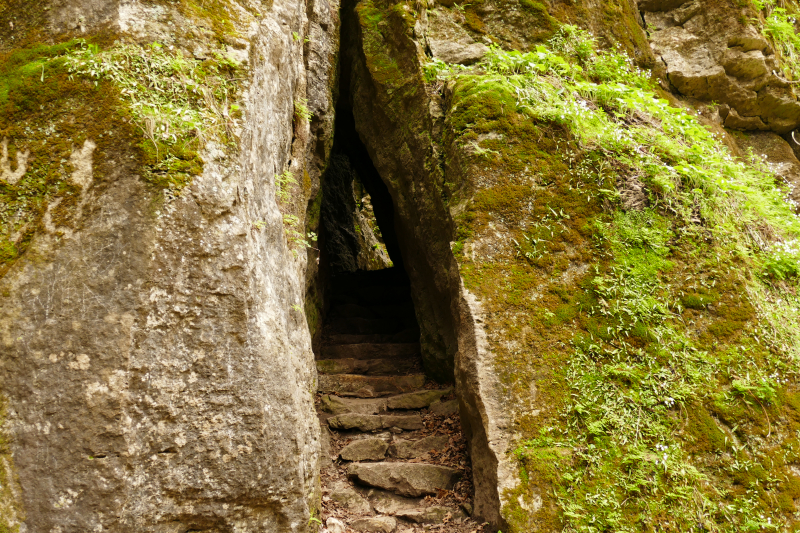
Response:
[0,41,139,276]
[441,29,800,532]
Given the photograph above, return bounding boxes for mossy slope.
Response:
[443,31,800,533]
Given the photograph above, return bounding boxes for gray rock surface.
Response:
[347,463,463,497]
[351,516,398,532]
[644,0,800,133]
[340,438,390,461]
[386,388,451,409]
[329,483,372,514]
[0,0,339,529]
[389,435,450,459]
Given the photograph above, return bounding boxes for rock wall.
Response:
[644,0,800,133]
[342,0,800,531]
[0,0,338,530]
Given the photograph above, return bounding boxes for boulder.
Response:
[340,438,390,461]
[347,463,462,497]
[428,40,488,66]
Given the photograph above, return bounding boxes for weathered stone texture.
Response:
[643,0,800,133]
[0,0,339,530]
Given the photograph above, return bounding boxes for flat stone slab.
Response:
[429,399,459,417]
[326,317,405,335]
[321,343,420,360]
[370,491,421,515]
[325,329,419,345]
[348,463,463,497]
[340,438,389,461]
[396,506,466,524]
[351,516,397,533]
[329,482,371,514]
[386,388,452,410]
[319,395,387,416]
[389,435,450,459]
[316,358,416,375]
[318,374,425,398]
[328,413,423,432]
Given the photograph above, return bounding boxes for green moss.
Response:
[439,28,800,531]
[518,0,558,41]
[0,41,140,276]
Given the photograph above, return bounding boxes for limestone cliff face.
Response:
[0,0,338,530]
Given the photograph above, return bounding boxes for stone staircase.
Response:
[316,268,476,533]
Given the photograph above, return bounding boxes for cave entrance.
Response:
[311,67,476,530]
[315,101,423,382]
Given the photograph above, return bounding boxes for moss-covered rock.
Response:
[346,0,800,529]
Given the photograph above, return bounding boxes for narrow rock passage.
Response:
[316,268,482,533]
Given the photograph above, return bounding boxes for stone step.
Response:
[331,266,409,288]
[396,506,467,524]
[316,358,418,376]
[324,329,420,346]
[347,462,463,497]
[317,374,426,398]
[325,317,410,335]
[320,342,420,360]
[350,516,396,533]
[385,388,451,409]
[319,395,387,415]
[430,398,459,416]
[328,303,416,320]
[330,286,412,305]
[389,435,450,459]
[339,438,389,461]
[328,413,423,432]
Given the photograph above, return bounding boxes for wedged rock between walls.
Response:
[0,0,339,530]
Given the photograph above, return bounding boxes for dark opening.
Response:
[318,113,402,276]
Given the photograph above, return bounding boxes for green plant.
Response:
[275,170,297,203]
[294,98,312,122]
[439,24,800,531]
[751,0,800,79]
[64,39,244,190]
[763,239,800,279]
